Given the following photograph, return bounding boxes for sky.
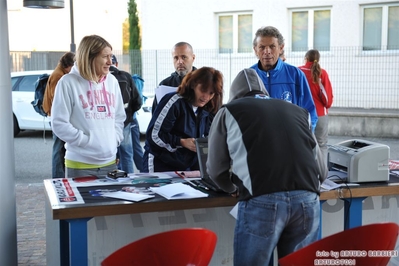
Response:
[7,0,129,52]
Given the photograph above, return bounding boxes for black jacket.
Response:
[143,91,213,172]
[207,69,327,201]
[110,65,142,127]
[152,66,197,114]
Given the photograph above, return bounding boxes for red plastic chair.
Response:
[101,228,217,266]
[279,222,399,266]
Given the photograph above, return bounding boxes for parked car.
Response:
[12,70,153,137]
[11,70,53,137]
[136,95,153,135]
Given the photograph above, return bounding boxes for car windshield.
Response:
[18,75,39,92]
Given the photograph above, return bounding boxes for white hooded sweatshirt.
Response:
[51,65,126,166]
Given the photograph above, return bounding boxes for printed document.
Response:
[155,85,177,103]
[101,191,154,202]
[321,179,359,192]
[150,182,208,200]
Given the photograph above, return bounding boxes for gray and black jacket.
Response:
[206,68,327,201]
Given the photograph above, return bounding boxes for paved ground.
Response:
[16,183,46,266]
[15,135,399,266]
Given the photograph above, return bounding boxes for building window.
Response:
[218,13,252,54]
[291,8,331,52]
[362,4,399,51]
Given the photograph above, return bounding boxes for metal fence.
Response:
[10,47,399,109]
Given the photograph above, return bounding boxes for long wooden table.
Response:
[44,174,399,266]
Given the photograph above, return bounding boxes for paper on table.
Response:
[69,177,132,187]
[389,160,399,170]
[150,182,208,200]
[105,176,131,182]
[327,170,348,182]
[391,170,399,176]
[101,191,154,202]
[129,172,173,179]
[321,179,359,192]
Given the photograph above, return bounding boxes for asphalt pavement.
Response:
[13,130,399,265]
[14,130,399,184]
[14,130,53,184]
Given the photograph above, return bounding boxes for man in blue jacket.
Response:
[250,26,318,131]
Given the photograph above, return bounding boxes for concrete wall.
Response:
[329,108,399,138]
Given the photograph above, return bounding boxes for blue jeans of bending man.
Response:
[131,116,143,171]
[117,123,134,173]
[52,132,65,178]
[234,190,320,266]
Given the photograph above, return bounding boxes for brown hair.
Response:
[177,67,224,114]
[305,49,321,84]
[59,52,75,69]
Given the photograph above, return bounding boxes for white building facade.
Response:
[139,0,398,50]
[6,0,399,108]
[138,0,399,108]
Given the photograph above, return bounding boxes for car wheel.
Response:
[13,114,20,137]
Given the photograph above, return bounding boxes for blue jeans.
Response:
[234,190,320,266]
[117,123,134,173]
[52,132,65,178]
[131,117,143,171]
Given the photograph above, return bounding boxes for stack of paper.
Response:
[389,160,399,170]
[150,183,209,200]
[155,85,177,103]
[101,191,155,202]
[327,170,348,182]
[321,179,359,192]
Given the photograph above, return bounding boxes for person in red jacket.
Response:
[299,49,334,165]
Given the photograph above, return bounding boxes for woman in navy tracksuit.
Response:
[142,67,223,173]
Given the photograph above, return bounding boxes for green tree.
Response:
[122,18,130,53]
[128,0,142,76]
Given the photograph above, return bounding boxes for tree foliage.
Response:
[128,0,142,75]
[128,0,141,50]
[122,18,130,53]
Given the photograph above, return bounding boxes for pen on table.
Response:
[89,189,117,193]
[184,178,197,187]
[186,179,209,190]
[196,183,209,191]
[177,171,208,190]
[181,175,208,190]
[175,171,185,178]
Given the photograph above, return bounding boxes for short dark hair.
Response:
[174,42,193,52]
[111,54,118,64]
